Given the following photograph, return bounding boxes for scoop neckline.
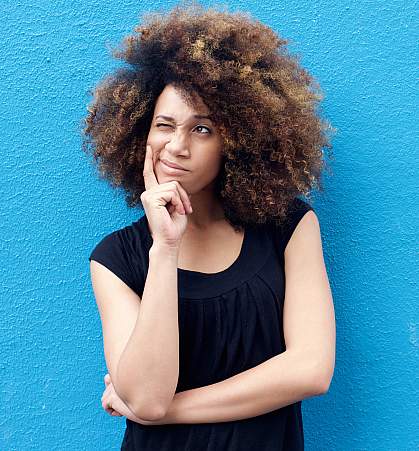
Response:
[139,214,249,277]
[177,225,248,276]
[138,215,266,299]
[177,223,257,298]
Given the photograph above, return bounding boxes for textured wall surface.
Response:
[1,0,417,450]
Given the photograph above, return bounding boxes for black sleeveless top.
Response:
[89,197,314,450]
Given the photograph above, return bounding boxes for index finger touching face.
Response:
[143,144,159,190]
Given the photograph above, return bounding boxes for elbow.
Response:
[132,402,167,422]
[124,392,167,421]
[307,358,335,396]
[114,383,167,421]
[115,371,168,421]
[121,391,167,421]
[313,376,331,395]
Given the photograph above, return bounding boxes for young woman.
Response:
[82,2,336,449]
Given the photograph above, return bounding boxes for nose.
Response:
[164,129,189,156]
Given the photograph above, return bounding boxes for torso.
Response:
[177,222,245,274]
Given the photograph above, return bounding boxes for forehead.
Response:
[154,84,210,116]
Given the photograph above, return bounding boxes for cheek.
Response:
[196,154,222,180]
[146,131,165,147]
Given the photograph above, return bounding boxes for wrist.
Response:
[149,241,180,258]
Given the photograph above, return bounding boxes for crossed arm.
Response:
[106,348,328,425]
[103,211,336,425]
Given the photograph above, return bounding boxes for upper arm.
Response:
[88,230,142,391]
[283,210,336,392]
[89,260,142,390]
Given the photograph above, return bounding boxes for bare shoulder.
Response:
[284,209,321,259]
[283,209,326,293]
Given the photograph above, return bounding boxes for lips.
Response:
[158,159,190,175]
[160,159,188,171]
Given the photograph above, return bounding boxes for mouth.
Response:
[159,159,189,175]
[160,159,188,171]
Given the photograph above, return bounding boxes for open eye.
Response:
[195,125,211,134]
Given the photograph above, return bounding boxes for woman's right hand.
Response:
[140,144,193,248]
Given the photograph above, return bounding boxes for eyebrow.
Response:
[155,114,213,122]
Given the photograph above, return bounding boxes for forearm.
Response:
[115,242,180,419]
[163,350,325,424]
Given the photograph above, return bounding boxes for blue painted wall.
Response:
[1,0,417,449]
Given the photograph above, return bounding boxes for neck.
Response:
[186,189,225,230]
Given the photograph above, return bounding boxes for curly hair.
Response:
[81,0,335,231]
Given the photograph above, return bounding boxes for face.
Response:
[146,84,224,194]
